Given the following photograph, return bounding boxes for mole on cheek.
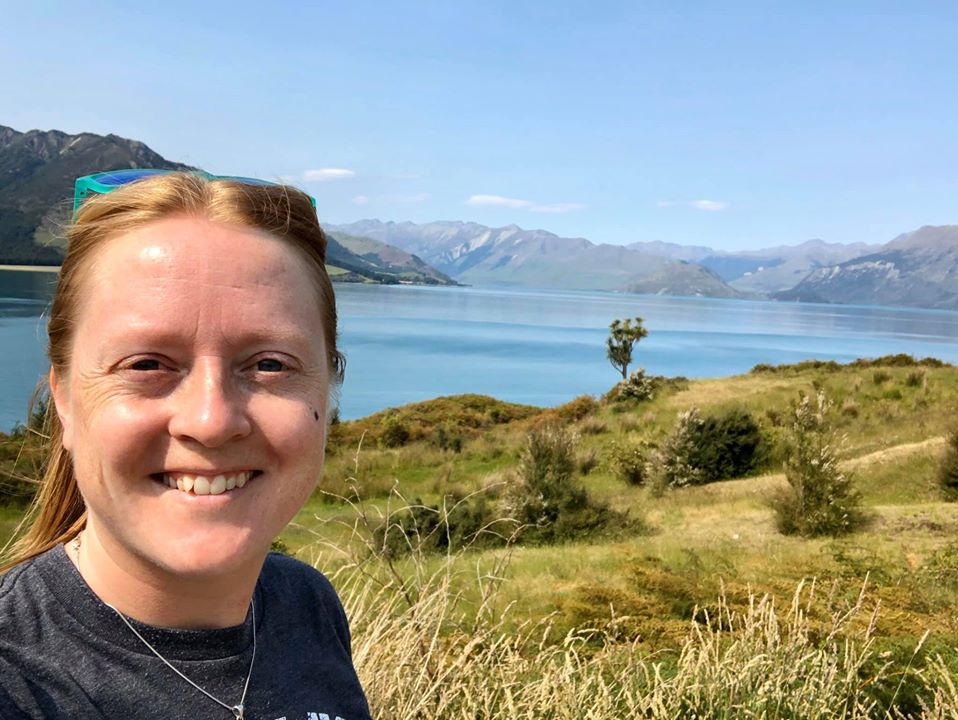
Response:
[313,410,320,421]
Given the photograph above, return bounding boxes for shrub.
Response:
[609,440,648,485]
[506,426,624,544]
[936,427,958,501]
[905,369,926,388]
[872,369,891,385]
[379,415,411,448]
[650,407,707,489]
[576,448,599,476]
[433,424,463,453]
[765,408,784,427]
[612,368,656,402]
[551,394,599,422]
[695,408,765,482]
[840,398,859,417]
[772,392,864,537]
[649,406,766,489]
[374,495,509,557]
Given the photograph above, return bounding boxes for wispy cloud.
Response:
[302,168,356,182]
[465,194,585,214]
[657,199,728,211]
[352,195,370,205]
[467,194,533,209]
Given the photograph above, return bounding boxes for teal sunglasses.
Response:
[73,169,317,215]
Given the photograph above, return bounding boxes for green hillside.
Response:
[4,357,958,715]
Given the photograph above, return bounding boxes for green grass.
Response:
[4,358,958,666]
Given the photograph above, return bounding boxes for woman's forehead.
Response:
[74,216,325,344]
[93,216,297,281]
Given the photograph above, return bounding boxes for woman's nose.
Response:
[167,359,251,447]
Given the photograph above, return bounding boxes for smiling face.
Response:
[52,215,330,579]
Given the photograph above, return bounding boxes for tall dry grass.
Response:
[313,498,956,719]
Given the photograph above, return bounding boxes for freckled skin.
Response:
[51,216,330,626]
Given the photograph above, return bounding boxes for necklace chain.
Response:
[71,535,257,720]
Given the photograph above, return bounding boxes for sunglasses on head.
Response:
[73,169,317,215]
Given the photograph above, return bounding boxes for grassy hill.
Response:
[3,358,958,717]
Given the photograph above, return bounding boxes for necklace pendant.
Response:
[232,704,244,719]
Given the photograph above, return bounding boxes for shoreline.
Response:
[0,265,60,273]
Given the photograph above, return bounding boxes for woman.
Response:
[0,171,372,720]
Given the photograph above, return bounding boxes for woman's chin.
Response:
[142,534,270,579]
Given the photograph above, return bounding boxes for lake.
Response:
[4,268,958,431]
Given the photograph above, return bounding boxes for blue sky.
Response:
[3,1,957,250]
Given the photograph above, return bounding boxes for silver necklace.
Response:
[71,535,257,720]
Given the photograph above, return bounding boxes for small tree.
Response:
[606,317,648,380]
[936,426,958,501]
[773,391,863,537]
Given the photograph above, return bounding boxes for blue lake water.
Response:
[4,269,958,430]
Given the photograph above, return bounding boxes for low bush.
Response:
[872,369,891,385]
[650,406,767,489]
[609,440,648,485]
[432,424,463,453]
[696,407,766,481]
[505,426,626,544]
[772,392,865,537]
[936,427,958,501]
[577,448,599,476]
[905,369,926,388]
[549,394,600,422]
[840,398,860,417]
[379,414,411,448]
[373,494,510,557]
[611,368,656,402]
[650,407,707,489]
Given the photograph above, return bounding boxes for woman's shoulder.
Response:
[0,546,61,623]
[258,552,353,647]
[259,552,345,613]
[261,551,337,593]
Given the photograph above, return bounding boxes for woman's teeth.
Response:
[162,472,254,495]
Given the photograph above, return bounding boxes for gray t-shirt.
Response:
[0,545,372,720]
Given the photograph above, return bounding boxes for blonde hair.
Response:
[1,172,344,572]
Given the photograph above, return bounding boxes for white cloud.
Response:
[657,199,728,211]
[466,194,533,209]
[465,194,585,214]
[352,195,370,205]
[690,200,727,211]
[302,168,356,182]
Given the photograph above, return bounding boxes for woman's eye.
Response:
[129,359,162,371]
[256,358,286,373]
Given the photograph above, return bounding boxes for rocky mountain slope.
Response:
[631,237,879,294]
[329,219,749,295]
[627,262,750,299]
[775,226,958,308]
[0,125,189,263]
[327,232,456,285]
[0,125,452,285]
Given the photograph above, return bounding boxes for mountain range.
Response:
[327,219,748,298]
[0,125,453,285]
[328,219,958,309]
[2,124,957,308]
